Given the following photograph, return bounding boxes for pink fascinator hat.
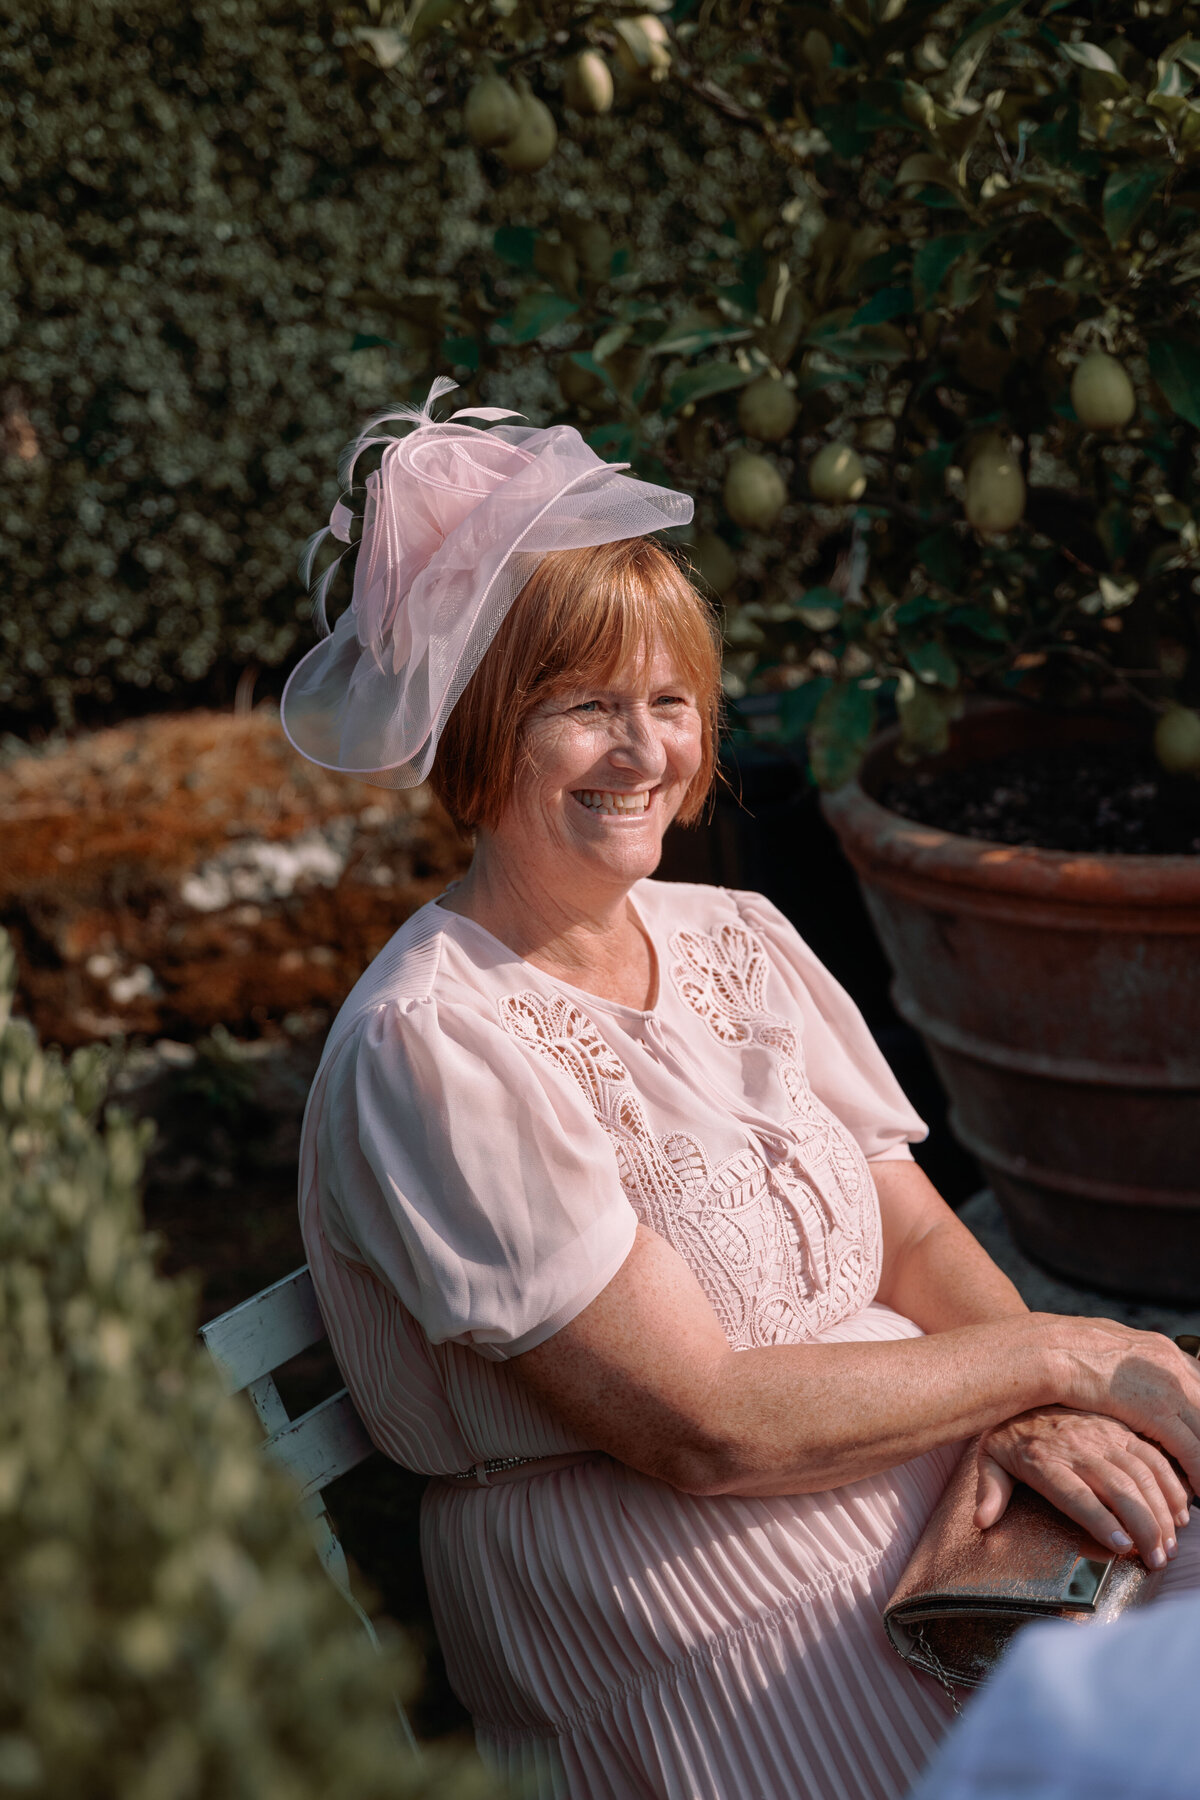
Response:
[281,376,694,787]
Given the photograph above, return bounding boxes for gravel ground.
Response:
[959,1190,1200,1336]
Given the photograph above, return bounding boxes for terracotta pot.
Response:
[822,704,1200,1303]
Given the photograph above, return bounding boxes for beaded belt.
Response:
[439,1449,604,1488]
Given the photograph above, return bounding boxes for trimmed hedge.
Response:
[1,0,762,726]
[0,929,499,1798]
[1,0,462,722]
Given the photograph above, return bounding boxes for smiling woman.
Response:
[428,536,721,836]
[288,383,1200,1800]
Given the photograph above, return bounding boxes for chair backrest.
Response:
[199,1265,420,1755]
[199,1265,375,1500]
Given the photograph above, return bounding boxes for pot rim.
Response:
[821,713,1200,907]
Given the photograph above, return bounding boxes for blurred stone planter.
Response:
[822,704,1200,1304]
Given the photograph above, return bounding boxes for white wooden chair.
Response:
[199,1265,419,1753]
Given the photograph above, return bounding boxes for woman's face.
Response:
[494,640,705,897]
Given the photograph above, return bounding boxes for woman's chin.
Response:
[570,820,667,887]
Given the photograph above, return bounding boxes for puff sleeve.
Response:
[314,997,639,1360]
[731,889,927,1162]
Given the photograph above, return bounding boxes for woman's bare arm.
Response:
[871,1159,1028,1329]
[512,1221,1200,1559]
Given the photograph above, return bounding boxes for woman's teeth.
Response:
[575,790,651,815]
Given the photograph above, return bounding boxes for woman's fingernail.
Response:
[1111,1530,1134,1549]
[1149,1547,1167,1569]
[1177,1510,1191,1529]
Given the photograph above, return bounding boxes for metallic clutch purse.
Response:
[884,1334,1200,1695]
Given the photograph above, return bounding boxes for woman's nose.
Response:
[609,706,667,776]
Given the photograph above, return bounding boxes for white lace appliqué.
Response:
[498,931,880,1349]
[670,920,881,1319]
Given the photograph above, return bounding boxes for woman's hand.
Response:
[1044,1314,1200,1498]
[976,1405,1192,1568]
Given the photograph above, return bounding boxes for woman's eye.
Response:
[570,700,601,714]
[654,694,687,708]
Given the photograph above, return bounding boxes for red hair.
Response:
[430,538,722,832]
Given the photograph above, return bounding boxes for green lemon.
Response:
[464,74,521,150]
[723,454,786,531]
[808,442,867,504]
[564,51,614,115]
[1071,351,1136,431]
[1154,706,1200,775]
[614,15,671,76]
[964,435,1026,534]
[495,91,557,172]
[737,376,798,443]
[689,532,739,597]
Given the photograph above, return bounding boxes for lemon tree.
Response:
[354,0,1200,782]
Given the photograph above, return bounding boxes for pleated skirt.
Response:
[421,1440,964,1800]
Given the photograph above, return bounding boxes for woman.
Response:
[284,382,1200,1800]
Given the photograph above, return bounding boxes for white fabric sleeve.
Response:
[730,889,927,1163]
[315,997,638,1360]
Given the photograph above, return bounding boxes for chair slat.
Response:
[199,1266,325,1395]
[262,1388,376,1499]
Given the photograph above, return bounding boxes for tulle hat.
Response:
[280,376,694,788]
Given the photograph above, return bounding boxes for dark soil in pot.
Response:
[883,742,1200,857]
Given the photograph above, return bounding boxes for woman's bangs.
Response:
[545,547,716,701]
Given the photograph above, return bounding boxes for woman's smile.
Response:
[571,786,656,817]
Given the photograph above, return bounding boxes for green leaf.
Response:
[810,325,910,366]
[1096,499,1133,566]
[795,367,867,396]
[947,0,1027,59]
[651,322,752,357]
[585,422,634,461]
[493,226,538,270]
[907,639,961,688]
[778,4,861,55]
[896,592,946,627]
[664,361,754,415]
[946,604,1009,643]
[793,586,843,629]
[510,292,578,345]
[916,527,965,589]
[1060,41,1120,75]
[1166,40,1200,78]
[855,101,914,134]
[912,185,968,212]
[1148,333,1200,430]
[850,286,914,325]
[912,234,982,306]
[1103,166,1168,247]
[853,247,911,293]
[409,0,463,45]
[809,682,877,791]
[439,334,479,372]
[813,104,872,158]
[909,443,955,513]
[777,677,830,745]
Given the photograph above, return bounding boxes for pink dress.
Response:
[299,881,963,1798]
